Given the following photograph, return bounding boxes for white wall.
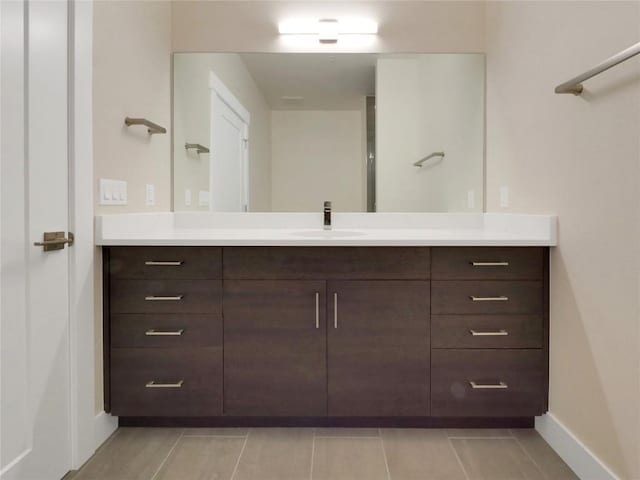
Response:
[376,55,485,212]
[171,1,485,54]
[485,2,640,478]
[271,110,365,212]
[173,53,272,212]
[93,0,172,214]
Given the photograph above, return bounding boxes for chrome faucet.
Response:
[323,201,332,230]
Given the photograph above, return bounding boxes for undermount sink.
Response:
[292,229,366,238]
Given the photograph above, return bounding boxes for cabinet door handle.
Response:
[469,296,509,302]
[145,329,185,336]
[469,329,508,336]
[470,261,509,267]
[144,295,183,301]
[145,380,184,388]
[333,293,338,329]
[145,261,184,266]
[469,381,508,389]
[315,292,320,329]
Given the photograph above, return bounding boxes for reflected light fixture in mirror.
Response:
[278,18,378,44]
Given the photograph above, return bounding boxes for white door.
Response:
[209,83,249,212]
[1,1,72,479]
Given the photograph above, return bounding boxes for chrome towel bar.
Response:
[185,143,210,154]
[555,42,640,95]
[124,117,167,134]
[413,151,445,167]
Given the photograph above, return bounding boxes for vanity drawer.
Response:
[111,314,222,348]
[432,247,543,280]
[431,281,543,315]
[432,315,543,349]
[110,347,222,416]
[224,247,430,280]
[109,247,222,279]
[431,349,545,417]
[111,279,222,314]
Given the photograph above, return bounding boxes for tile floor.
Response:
[70,427,578,480]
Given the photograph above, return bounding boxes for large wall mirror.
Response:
[173,53,485,212]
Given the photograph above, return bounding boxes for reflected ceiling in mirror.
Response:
[173,53,484,213]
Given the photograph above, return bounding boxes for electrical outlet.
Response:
[145,184,155,206]
[467,189,475,209]
[198,190,209,207]
[499,186,509,208]
[185,189,192,206]
[99,179,127,205]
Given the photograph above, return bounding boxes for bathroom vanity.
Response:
[97,213,556,427]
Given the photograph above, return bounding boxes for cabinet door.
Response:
[327,281,430,416]
[224,280,327,416]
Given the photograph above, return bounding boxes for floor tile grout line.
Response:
[445,430,515,439]
[447,436,514,440]
[447,436,471,480]
[309,428,316,480]
[510,431,551,479]
[229,429,250,480]
[379,429,393,480]
[181,434,248,438]
[149,429,185,480]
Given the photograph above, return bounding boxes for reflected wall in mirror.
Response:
[173,53,484,212]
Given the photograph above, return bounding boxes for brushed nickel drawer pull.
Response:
[470,261,510,267]
[333,293,338,329]
[145,380,184,388]
[470,329,508,336]
[145,261,184,266]
[469,296,509,302]
[145,329,185,336]
[315,292,320,329]
[469,381,508,389]
[144,295,183,301]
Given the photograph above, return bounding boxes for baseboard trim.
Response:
[94,411,118,450]
[535,413,620,480]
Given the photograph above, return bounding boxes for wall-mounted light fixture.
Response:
[278,18,378,44]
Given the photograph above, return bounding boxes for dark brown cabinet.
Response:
[104,247,223,417]
[327,281,430,416]
[103,246,549,426]
[223,280,327,416]
[430,247,548,418]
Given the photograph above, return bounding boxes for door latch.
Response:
[34,231,74,251]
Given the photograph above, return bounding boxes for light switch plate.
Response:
[185,189,192,206]
[499,186,509,208]
[99,179,127,205]
[467,189,475,209]
[146,184,155,206]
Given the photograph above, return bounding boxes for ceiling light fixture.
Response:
[278,18,378,44]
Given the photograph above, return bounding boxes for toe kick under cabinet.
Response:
[103,246,549,427]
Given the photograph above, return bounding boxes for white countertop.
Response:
[95,213,557,246]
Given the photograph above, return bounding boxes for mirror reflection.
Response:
[173,53,484,212]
